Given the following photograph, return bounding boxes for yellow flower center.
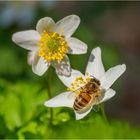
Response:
[38,31,69,62]
[68,75,92,95]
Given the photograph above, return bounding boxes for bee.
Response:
[73,77,101,114]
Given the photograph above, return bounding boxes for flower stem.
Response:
[47,68,53,126]
[100,103,108,123]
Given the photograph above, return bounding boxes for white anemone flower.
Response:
[12,15,87,76]
[44,47,126,120]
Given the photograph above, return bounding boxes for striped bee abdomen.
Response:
[73,92,92,111]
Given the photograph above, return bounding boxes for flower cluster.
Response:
[12,15,126,120]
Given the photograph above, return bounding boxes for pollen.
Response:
[68,76,92,93]
[38,31,69,62]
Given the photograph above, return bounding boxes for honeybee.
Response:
[73,77,101,114]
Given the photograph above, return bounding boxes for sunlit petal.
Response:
[86,47,105,80]
[32,51,50,76]
[53,15,80,38]
[44,92,75,108]
[101,64,126,89]
[12,30,40,50]
[98,88,116,104]
[67,37,87,54]
[58,69,84,88]
[36,17,55,33]
[75,107,92,120]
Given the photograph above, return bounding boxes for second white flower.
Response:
[44,47,126,120]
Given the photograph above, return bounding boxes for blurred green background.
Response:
[0,1,140,139]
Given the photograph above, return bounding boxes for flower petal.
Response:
[57,69,84,88]
[101,64,126,89]
[27,51,36,65]
[12,30,40,50]
[44,92,75,108]
[67,37,87,54]
[32,51,50,76]
[36,17,55,33]
[52,55,71,77]
[85,47,105,80]
[53,15,80,38]
[75,107,92,120]
[98,88,116,104]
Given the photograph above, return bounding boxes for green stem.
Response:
[47,69,53,126]
[100,103,108,123]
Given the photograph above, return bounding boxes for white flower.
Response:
[12,15,87,76]
[44,47,126,120]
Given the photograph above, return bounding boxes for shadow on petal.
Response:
[52,56,71,77]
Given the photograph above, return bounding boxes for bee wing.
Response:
[67,86,83,99]
[92,105,100,112]
[91,95,101,112]
[93,99,101,112]
[67,91,76,99]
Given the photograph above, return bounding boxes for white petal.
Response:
[53,15,80,38]
[75,107,92,120]
[67,37,87,54]
[44,92,75,108]
[57,69,84,88]
[101,64,126,89]
[27,51,36,65]
[12,30,40,50]
[85,47,105,80]
[99,88,116,103]
[36,17,55,33]
[32,51,50,76]
[52,56,71,77]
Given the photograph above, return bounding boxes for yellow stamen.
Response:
[68,76,92,93]
[38,30,69,62]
